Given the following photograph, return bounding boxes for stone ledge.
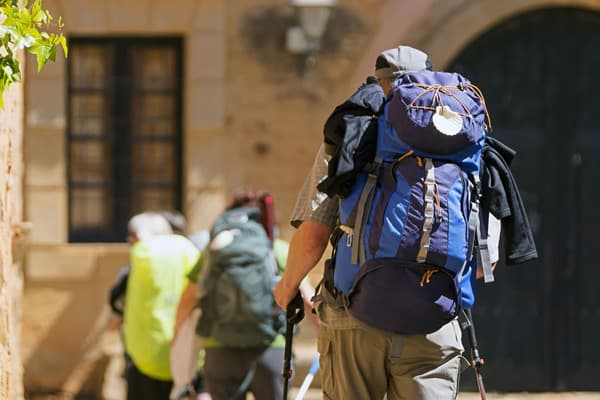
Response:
[26,244,128,282]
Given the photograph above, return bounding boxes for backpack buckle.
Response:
[339,225,354,247]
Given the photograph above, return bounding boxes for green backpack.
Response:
[196,207,285,347]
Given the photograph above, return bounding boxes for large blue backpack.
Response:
[333,71,493,334]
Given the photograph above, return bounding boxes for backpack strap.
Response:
[470,174,494,283]
[462,199,479,283]
[477,213,494,283]
[348,157,382,265]
[451,187,481,290]
[322,228,342,292]
[233,362,257,399]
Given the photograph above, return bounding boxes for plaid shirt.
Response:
[290,144,338,229]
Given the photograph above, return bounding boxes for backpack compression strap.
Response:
[470,174,494,283]
[417,158,437,263]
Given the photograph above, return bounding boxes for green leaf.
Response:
[28,41,53,71]
[0,75,8,109]
[0,0,68,108]
[2,63,13,77]
[58,34,67,57]
[31,0,43,23]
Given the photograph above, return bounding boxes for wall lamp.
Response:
[286,0,337,75]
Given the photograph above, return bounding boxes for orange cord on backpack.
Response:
[397,150,415,163]
[419,268,439,287]
[410,83,493,131]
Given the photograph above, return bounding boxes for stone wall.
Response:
[222,0,377,238]
[0,55,25,399]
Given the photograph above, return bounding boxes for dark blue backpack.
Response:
[333,71,493,334]
[196,207,285,347]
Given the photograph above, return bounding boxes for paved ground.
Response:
[285,390,600,399]
[459,393,600,399]
[27,325,600,400]
[29,392,600,399]
[287,322,600,400]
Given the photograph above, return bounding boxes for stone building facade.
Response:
[19,0,600,397]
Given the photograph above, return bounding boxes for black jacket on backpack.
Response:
[317,82,386,198]
[480,136,538,265]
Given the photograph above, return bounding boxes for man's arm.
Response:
[475,262,498,280]
[108,265,130,317]
[172,281,198,345]
[277,143,336,309]
[274,220,332,309]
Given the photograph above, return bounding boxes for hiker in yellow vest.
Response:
[123,212,200,400]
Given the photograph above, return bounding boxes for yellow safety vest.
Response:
[124,235,200,380]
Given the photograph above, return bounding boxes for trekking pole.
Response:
[172,383,195,400]
[462,309,487,400]
[293,356,319,400]
[282,291,305,400]
[171,371,207,400]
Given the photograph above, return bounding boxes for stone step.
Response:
[247,388,321,400]
[287,387,322,400]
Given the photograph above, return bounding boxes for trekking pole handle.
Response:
[286,291,305,325]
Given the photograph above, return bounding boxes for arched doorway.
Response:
[448,7,600,391]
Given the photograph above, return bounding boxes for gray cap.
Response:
[374,46,432,79]
[127,212,173,240]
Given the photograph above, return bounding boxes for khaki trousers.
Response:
[315,296,464,400]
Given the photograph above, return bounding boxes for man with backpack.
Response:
[174,190,315,400]
[274,46,503,399]
[121,212,201,400]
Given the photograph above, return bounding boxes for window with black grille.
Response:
[67,37,183,242]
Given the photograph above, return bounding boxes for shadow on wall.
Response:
[240,4,369,78]
[22,251,128,399]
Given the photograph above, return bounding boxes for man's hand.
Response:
[274,275,299,310]
[475,262,497,280]
[106,315,122,331]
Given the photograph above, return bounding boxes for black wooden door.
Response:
[448,7,600,391]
